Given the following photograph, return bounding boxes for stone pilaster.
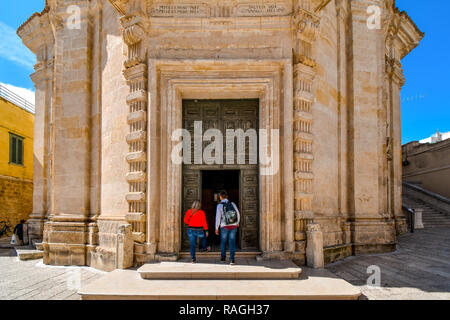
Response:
[18,8,55,244]
[43,1,94,265]
[292,0,320,264]
[383,6,423,235]
[120,0,149,264]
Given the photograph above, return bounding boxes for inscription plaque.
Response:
[150,4,210,17]
[235,3,292,17]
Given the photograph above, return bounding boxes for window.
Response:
[9,133,24,166]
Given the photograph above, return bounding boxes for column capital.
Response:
[293,7,321,42]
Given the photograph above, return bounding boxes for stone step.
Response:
[423,217,450,220]
[34,242,44,251]
[79,268,361,300]
[15,249,44,261]
[138,261,302,280]
[178,251,262,259]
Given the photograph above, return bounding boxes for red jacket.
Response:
[184,209,208,231]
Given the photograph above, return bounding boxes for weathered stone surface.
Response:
[17,0,424,270]
[306,223,324,268]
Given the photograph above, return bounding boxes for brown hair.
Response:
[219,190,228,199]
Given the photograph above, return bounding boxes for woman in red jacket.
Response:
[184,200,209,263]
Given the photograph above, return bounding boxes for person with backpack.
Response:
[215,190,240,265]
[184,200,209,263]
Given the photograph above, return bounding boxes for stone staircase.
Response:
[79,258,361,300]
[403,195,450,228]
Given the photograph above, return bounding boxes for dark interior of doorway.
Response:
[202,170,240,251]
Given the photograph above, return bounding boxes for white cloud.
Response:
[0,82,35,106]
[0,20,35,70]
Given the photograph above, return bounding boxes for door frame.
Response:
[147,60,293,256]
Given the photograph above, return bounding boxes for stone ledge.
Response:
[16,249,44,261]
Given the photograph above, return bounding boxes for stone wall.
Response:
[0,176,33,233]
[402,139,450,198]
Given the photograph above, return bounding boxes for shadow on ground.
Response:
[326,228,450,299]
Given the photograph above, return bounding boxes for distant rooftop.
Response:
[419,130,450,144]
[0,84,35,114]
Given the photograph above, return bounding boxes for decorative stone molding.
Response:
[120,3,149,250]
[292,0,320,259]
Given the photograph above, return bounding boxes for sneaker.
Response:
[221,258,226,263]
[191,259,197,264]
[230,260,236,265]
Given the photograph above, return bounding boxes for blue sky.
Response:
[0,0,448,144]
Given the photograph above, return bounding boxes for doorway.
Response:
[181,99,260,252]
[202,170,240,250]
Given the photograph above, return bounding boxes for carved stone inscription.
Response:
[150,4,210,17]
[235,3,291,16]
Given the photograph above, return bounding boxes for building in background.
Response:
[419,130,450,144]
[403,131,450,198]
[0,84,34,234]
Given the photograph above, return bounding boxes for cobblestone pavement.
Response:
[1,228,449,300]
[327,228,450,300]
[0,249,105,300]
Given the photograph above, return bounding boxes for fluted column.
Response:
[292,1,320,263]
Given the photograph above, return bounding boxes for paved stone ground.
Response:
[0,248,105,300]
[1,228,449,300]
[326,228,450,300]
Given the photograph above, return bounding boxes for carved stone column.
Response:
[292,1,320,264]
[120,3,149,264]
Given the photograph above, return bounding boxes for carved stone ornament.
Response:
[120,15,146,46]
[293,8,320,41]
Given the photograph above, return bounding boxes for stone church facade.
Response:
[18,0,423,271]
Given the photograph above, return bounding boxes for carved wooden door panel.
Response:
[240,169,259,250]
[181,169,201,249]
[182,100,259,251]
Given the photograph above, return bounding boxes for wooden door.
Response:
[182,100,259,251]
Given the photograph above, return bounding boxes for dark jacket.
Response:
[13,223,23,241]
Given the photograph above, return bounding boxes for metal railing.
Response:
[0,84,35,114]
[402,205,415,233]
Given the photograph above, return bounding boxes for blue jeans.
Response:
[220,227,238,261]
[187,228,207,260]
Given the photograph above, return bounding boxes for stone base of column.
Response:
[350,219,397,255]
[26,216,47,244]
[89,219,134,272]
[323,243,352,264]
[395,217,409,235]
[43,220,89,266]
